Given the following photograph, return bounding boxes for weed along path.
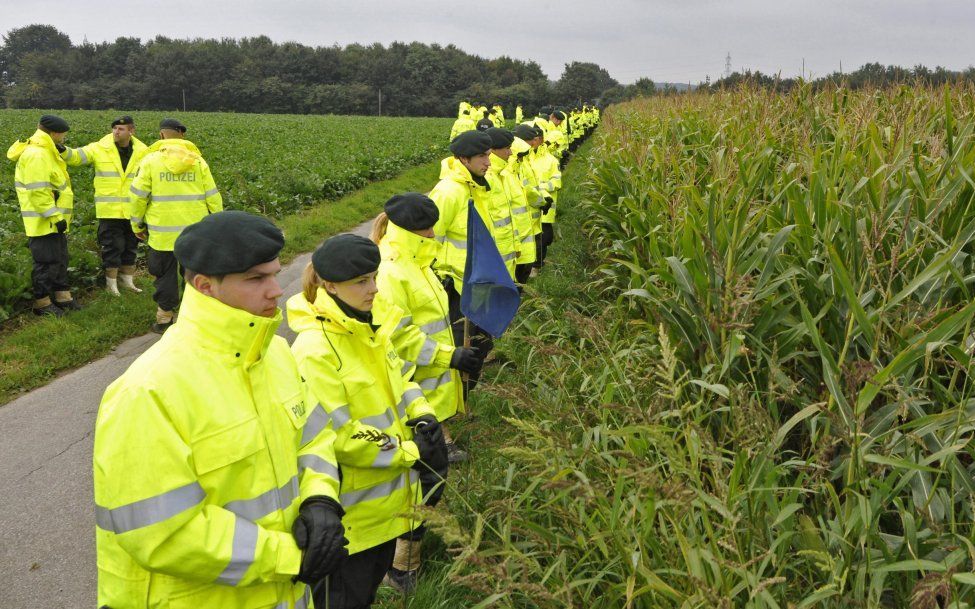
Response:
[0,219,372,609]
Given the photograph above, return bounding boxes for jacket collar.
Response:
[311,289,400,344]
[380,222,438,268]
[171,285,281,366]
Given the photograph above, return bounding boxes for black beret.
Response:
[449,130,493,157]
[475,117,494,131]
[159,118,187,133]
[484,127,514,149]
[384,192,439,231]
[312,234,381,282]
[39,114,69,133]
[513,124,539,141]
[174,211,284,275]
[111,115,134,127]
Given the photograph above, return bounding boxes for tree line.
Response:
[0,25,619,116]
[704,62,975,92]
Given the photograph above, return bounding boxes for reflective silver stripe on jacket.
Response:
[511,206,528,215]
[130,216,144,225]
[77,148,90,164]
[329,404,352,429]
[130,185,150,197]
[531,211,541,219]
[204,187,219,197]
[416,337,438,366]
[297,454,340,481]
[276,586,312,609]
[521,235,534,244]
[419,318,449,335]
[215,517,258,585]
[446,237,467,250]
[360,407,396,430]
[418,371,453,392]
[300,404,330,446]
[21,206,71,218]
[395,315,413,331]
[435,236,446,244]
[339,470,417,507]
[95,171,121,177]
[401,360,414,375]
[493,216,512,228]
[95,481,205,534]
[224,475,299,522]
[14,180,56,190]
[94,195,129,203]
[502,251,518,262]
[151,193,208,202]
[145,224,187,233]
[397,388,424,415]
[371,445,401,468]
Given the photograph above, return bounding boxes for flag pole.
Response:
[462,317,471,393]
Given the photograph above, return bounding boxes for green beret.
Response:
[449,130,493,157]
[384,192,439,231]
[485,127,514,149]
[159,117,187,133]
[312,234,380,282]
[513,124,538,141]
[476,117,494,131]
[174,211,284,275]
[39,114,69,133]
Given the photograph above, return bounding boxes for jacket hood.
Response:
[439,156,478,185]
[171,285,281,366]
[380,221,439,269]
[286,289,403,343]
[147,138,202,174]
[6,129,63,167]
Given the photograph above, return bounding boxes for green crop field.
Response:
[0,110,450,319]
[412,86,975,608]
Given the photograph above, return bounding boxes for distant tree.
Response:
[1,24,71,84]
[554,61,618,106]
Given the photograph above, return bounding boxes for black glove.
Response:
[540,197,553,214]
[291,496,348,583]
[55,143,66,153]
[407,415,445,464]
[449,347,482,375]
[55,219,67,233]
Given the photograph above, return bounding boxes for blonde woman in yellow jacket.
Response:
[287,234,448,609]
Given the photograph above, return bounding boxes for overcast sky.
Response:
[2,0,973,84]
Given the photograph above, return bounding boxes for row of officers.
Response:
[7,110,598,608]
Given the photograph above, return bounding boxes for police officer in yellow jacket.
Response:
[62,115,148,295]
[372,193,482,459]
[6,114,78,317]
[288,234,448,609]
[128,118,222,333]
[94,211,348,609]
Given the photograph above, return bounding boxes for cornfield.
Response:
[435,85,975,608]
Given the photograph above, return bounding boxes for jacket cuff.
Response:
[400,440,421,465]
[271,530,302,579]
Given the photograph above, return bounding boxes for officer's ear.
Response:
[322,280,338,296]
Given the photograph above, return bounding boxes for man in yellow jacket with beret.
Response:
[94,210,347,609]
[127,118,222,333]
[6,114,78,317]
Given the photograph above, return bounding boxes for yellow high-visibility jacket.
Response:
[94,285,339,609]
[506,138,537,266]
[288,290,434,554]
[518,148,547,237]
[514,105,524,124]
[449,115,476,141]
[6,130,74,237]
[485,153,521,277]
[429,157,495,293]
[531,146,562,225]
[63,134,149,220]
[377,221,464,422]
[127,138,222,251]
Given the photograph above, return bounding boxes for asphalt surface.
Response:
[0,220,371,609]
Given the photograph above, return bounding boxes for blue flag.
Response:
[460,199,521,337]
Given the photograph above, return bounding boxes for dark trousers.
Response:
[27,233,69,299]
[146,248,180,311]
[534,223,555,268]
[312,538,396,609]
[97,219,139,269]
[445,279,494,396]
[515,263,532,284]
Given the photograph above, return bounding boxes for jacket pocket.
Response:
[191,417,265,476]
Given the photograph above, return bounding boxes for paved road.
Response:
[0,220,371,609]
